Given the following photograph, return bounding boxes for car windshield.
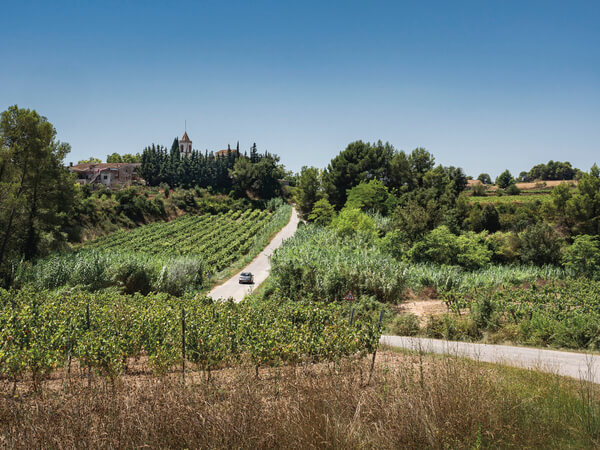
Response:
[241,272,251,276]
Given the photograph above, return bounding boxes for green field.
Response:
[468,193,549,204]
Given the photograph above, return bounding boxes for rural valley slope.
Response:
[208,208,300,302]
[209,209,600,383]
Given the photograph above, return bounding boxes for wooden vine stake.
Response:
[368,308,384,384]
[181,307,186,382]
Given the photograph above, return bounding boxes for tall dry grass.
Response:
[1,351,599,449]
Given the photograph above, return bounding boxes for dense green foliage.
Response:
[562,235,600,279]
[0,289,381,383]
[106,152,141,163]
[519,160,580,182]
[0,106,78,282]
[269,225,570,303]
[270,226,406,303]
[320,142,467,210]
[295,166,322,218]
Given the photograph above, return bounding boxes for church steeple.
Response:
[180,131,192,158]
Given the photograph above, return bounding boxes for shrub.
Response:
[111,259,155,295]
[378,229,408,260]
[345,179,391,214]
[481,204,500,232]
[519,223,563,266]
[505,183,521,195]
[486,232,520,264]
[387,313,420,336]
[407,226,492,270]
[307,198,335,226]
[330,207,378,241]
[563,235,600,279]
[155,258,206,296]
[471,183,486,196]
[266,197,284,212]
[159,182,170,197]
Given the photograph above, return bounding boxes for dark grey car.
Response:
[239,272,254,284]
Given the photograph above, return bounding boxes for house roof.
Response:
[69,163,140,172]
[180,132,191,143]
[215,148,240,156]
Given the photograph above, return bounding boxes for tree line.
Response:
[140,140,285,199]
[292,140,600,272]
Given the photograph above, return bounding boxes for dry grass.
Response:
[1,351,600,449]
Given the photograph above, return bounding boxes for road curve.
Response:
[208,208,300,302]
[381,335,600,383]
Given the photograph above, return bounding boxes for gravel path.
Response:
[381,335,600,383]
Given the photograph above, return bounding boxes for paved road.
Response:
[208,208,300,302]
[381,335,600,383]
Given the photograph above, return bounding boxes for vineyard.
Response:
[0,289,381,386]
[452,280,600,349]
[16,205,291,294]
[83,208,276,271]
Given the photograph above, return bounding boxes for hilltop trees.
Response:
[321,141,466,210]
[107,152,141,163]
[496,170,514,189]
[0,105,77,283]
[523,160,579,181]
[478,173,492,184]
[139,142,284,199]
[323,141,395,208]
[230,152,284,199]
[78,157,102,164]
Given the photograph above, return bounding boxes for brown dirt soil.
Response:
[399,299,448,323]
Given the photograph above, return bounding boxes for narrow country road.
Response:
[381,335,600,383]
[208,208,300,302]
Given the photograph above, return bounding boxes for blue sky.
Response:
[1,0,599,178]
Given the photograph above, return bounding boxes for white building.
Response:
[180,132,192,158]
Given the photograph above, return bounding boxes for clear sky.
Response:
[1,0,599,178]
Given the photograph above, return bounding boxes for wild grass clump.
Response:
[155,257,206,296]
[270,226,406,303]
[271,225,571,303]
[1,352,599,448]
[14,250,208,295]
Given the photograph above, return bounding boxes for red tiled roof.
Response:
[180,132,191,143]
[70,163,140,171]
[216,148,239,156]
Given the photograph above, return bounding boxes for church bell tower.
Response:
[180,131,192,158]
